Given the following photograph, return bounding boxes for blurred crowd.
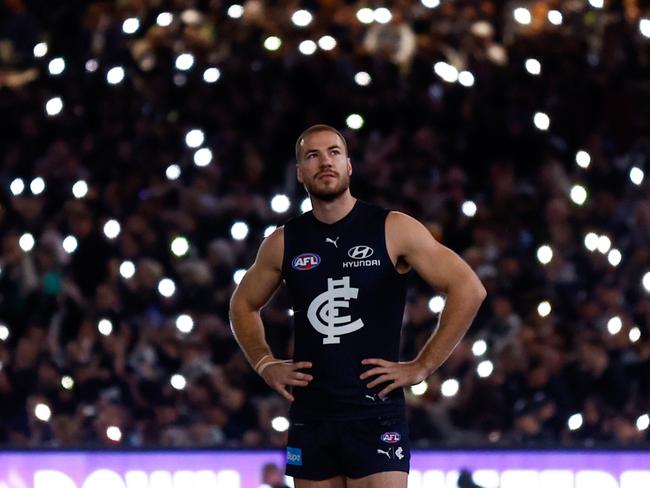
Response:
[0,0,649,449]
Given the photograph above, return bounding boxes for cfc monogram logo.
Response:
[307,276,364,344]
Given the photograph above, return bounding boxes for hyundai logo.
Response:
[348,245,374,259]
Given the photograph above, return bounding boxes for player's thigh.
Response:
[294,475,347,488]
[346,471,408,488]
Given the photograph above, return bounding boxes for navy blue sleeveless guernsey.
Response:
[282,200,408,420]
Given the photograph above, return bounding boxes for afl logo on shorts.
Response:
[380,432,401,443]
[292,253,321,271]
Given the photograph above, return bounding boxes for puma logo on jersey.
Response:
[377,448,392,459]
[325,237,339,248]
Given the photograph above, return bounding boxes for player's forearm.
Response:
[414,280,486,375]
[229,304,272,368]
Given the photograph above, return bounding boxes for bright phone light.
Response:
[171,237,189,257]
[106,426,122,442]
[185,129,205,148]
[441,379,459,397]
[34,403,52,422]
[72,180,88,198]
[193,148,213,167]
[122,17,140,34]
[513,8,532,25]
[61,375,74,390]
[629,327,641,343]
[271,416,290,432]
[0,325,9,341]
[536,245,553,265]
[271,194,291,213]
[46,97,63,116]
[107,66,125,84]
[158,278,176,298]
[525,58,541,75]
[346,113,364,129]
[157,12,173,27]
[298,40,317,55]
[175,53,194,71]
[570,184,587,205]
[462,201,477,217]
[374,8,392,24]
[119,261,135,279]
[643,271,650,293]
[10,178,25,195]
[641,19,650,38]
[19,233,35,252]
[171,374,186,390]
[534,112,550,130]
[411,381,428,395]
[607,249,622,266]
[176,314,194,333]
[318,36,337,51]
[62,236,78,254]
[568,413,583,430]
[629,167,644,185]
[421,0,440,8]
[354,71,371,86]
[537,301,551,317]
[33,42,48,58]
[203,67,221,83]
[264,226,276,238]
[597,235,611,254]
[472,340,487,356]
[576,150,591,168]
[434,61,458,83]
[356,8,374,24]
[227,4,244,18]
[607,316,622,335]
[292,10,313,27]
[264,36,282,51]
[103,219,121,239]
[548,10,562,25]
[588,0,604,8]
[48,57,65,75]
[98,318,113,336]
[428,296,445,314]
[458,71,475,87]
[301,198,312,213]
[233,269,246,284]
[584,232,598,251]
[477,360,494,378]
[30,177,45,195]
[231,222,249,240]
[166,164,181,181]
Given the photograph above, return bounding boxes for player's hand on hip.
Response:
[360,358,429,399]
[261,361,313,402]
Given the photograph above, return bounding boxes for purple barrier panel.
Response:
[0,450,649,488]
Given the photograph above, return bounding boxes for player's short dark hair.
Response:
[295,124,348,162]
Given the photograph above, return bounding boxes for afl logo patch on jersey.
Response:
[292,253,321,271]
[348,245,374,259]
[380,432,401,443]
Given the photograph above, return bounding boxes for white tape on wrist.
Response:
[257,359,292,375]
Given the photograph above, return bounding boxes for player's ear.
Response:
[296,163,304,183]
[347,158,352,176]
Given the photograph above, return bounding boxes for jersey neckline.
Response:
[309,199,361,229]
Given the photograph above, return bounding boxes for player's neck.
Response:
[310,192,357,225]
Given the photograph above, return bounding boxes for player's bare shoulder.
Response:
[256,225,285,272]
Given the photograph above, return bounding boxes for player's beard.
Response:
[304,172,350,202]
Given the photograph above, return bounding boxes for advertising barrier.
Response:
[0,450,648,488]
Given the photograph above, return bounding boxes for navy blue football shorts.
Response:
[285,414,410,480]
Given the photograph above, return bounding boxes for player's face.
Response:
[297,131,352,202]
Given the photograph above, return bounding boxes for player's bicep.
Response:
[231,228,284,311]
